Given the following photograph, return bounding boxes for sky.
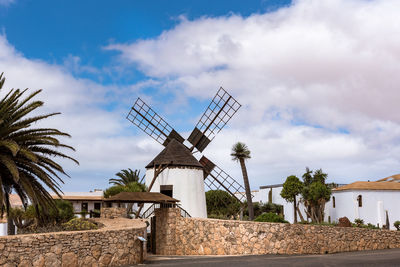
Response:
[1,0,400,192]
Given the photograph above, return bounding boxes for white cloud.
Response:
[0,34,158,191]
[106,0,400,186]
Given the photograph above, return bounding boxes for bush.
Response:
[394,221,400,231]
[354,218,364,227]
[62,218,98,231]
[298,221,338,227]
[91,209,101,218]
[206,190,241,218]
[80,210,88,219]
[51,200,75,223]
[243,202,284,218]
[254,212,288,223]
[103,182,147,198]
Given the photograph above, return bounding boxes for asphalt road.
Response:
[140,249,400,266]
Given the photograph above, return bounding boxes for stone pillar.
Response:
[154,208,180,255]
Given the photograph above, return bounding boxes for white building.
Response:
[254,174,400,229]
[257,184,307,223]
[145,139,207,218]
[326,174,400,230]
[52,190,104,215]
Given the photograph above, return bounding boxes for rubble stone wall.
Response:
[0,223,146,266]
[100,207,128,219]
[156,208,400,255]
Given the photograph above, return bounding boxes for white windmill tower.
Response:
[127,88,252,218]
[144,139,206,218]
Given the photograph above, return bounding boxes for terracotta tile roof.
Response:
[334,181,400,191]
[145,139,203,169]
[376,174,400,182]
[104,192,179,203]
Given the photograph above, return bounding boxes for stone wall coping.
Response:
[187,217,390,232]
[0,218,147,240]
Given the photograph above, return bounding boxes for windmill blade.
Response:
[127,98,184,146]
[188,87,241,152]
[200,156,253,203]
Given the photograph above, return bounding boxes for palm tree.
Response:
[109,168,144,186]
[0,73,78,234]
[231,142,254,220]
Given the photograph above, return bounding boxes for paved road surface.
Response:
[141,249,400,266]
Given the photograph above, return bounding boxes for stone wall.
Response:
[101,207,127,219]
[154,208,178,255]
[156,208,400,255]
[0,220,147,266]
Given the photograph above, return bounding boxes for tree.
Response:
[301,168,331,223]
[280,175,303,223]
[103,181,147,198]
[231,142,254,220]
[0,73,78,234]
[103,181,147,214]
[109,168,144,186]
[205,190,241,219]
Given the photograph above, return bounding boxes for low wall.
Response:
[156,208,400,255]
[0,219,147,267]
[101,207,127,219]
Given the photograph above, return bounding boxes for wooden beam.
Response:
[135,163,169,218]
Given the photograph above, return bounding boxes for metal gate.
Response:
[150,216,156,254]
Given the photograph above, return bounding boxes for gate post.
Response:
[154,207,180,255]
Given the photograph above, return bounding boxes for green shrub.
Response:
[206,190,241,218]
[394,221,400,231]
[91,209,101,218]
[243,202,284,218]
[80,210,88,218]
[254,212,288,223]
[62,218,98,231]
[365,223,380,230]
[352,221,380,229]
[52,200,75,223]
[354,218,364,227]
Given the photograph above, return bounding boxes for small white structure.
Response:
[256,184,307,223]
[234,185,306,223]
[326,174,400,230]
[52,190,104,215]
[145,139,207,218]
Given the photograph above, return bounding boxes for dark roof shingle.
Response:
[145,139,202,169]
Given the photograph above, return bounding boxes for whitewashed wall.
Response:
[325,190,400,230]
[146,167,207,218]
[70,201,102,213]
[0,223,6,236]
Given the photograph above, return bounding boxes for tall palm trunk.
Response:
[239,158,254,220]
[7,216,15,235]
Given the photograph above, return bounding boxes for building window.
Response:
[332,196,336,208]
[357,195,362,207]
[160,185,173,197]
[81,202,88,212]
[94,202,101,211]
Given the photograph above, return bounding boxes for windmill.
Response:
[127,87,251,217]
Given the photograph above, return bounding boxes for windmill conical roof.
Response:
[145,139,203,169]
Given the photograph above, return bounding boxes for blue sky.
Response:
[0,0,289,83]
[1,0,400,192]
